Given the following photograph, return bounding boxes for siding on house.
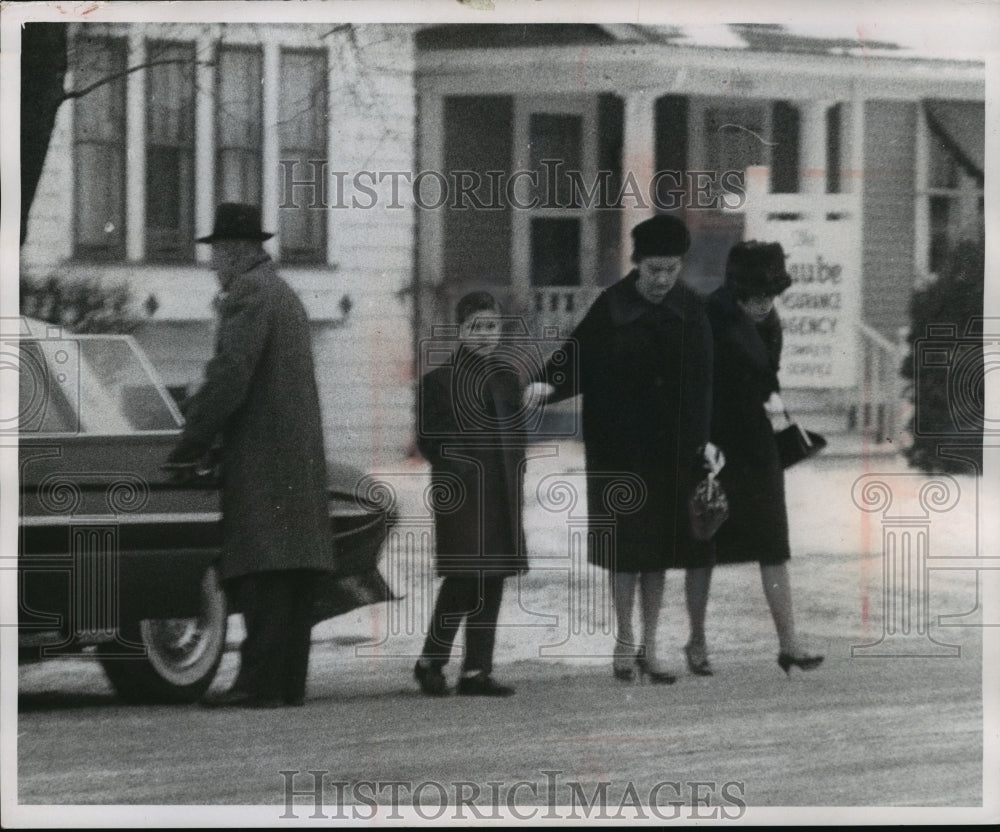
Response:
[323,24,418,470]
[862,100,918,339]
[21,22,420,473]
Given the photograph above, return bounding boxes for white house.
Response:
[21,21,985,469]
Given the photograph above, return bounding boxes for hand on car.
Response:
[161,461,203,485]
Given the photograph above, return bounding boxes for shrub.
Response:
[901,238,985,474]
[20,273,146,334]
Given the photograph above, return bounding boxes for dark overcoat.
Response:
[417,347,529,578]
[706,284,790,565]
[167,255,333,581]
[545,272,714,572]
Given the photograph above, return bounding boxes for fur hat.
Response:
[631,215,691,262]
[725,241,792,299]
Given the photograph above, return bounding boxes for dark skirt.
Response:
[712,448,791,566]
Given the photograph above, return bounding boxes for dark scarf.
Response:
[710,284,782,387]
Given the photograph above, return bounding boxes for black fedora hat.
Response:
[196,203,274,243]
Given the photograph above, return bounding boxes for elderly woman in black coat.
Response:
[684,241,823,676]
[531,215,717,684]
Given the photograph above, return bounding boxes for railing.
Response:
[528,286,601,340]
[856,322,909,443]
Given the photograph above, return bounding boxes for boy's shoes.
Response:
[457,672,515,697]
[413,660,449,696]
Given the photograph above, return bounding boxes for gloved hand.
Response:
[161,461,203,485]
[522,381,554,410]
[764,392,787,419]
[701,441,725,476]
[162,453,216,485]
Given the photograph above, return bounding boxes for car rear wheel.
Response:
[100,566,228,704]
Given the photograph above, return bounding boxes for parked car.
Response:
[16,317,395,703]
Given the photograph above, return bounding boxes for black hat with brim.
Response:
[196,203,274,243]
[725,240,793,298]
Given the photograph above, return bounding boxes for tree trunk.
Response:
[20,23,68,247]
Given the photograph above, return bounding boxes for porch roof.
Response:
[416,23,985,102]
[417,22,990,64]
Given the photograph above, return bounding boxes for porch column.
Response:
[417,90,445,306]
[845,93,866,196]
[194,29,217,264]
[125,33,146,262]
[261,41,280,258]
[620,89,656,276]
[799,99,832,195]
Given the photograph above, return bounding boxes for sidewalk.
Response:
[301,439,982,673]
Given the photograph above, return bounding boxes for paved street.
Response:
[12,448,995,821]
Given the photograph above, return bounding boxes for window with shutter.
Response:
[73,36,127,262]
[145,41,196,262]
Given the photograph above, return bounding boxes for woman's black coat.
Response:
[417,347,529,578]
[545,272,714,573]
[706,284,791,565]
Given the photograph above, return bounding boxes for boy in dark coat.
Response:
[413,291,531,697]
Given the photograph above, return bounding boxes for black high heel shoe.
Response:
[683,643,714,677]
[635,656,676,685]
[777,652,824,675]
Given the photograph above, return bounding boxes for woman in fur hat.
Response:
[685,240,824,676]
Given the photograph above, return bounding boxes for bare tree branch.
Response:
[62,57,216,102]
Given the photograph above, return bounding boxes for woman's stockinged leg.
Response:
[760,562,798,654]
[612,571,639,655]
[638,570,666,669]
[683,566,714,675]
[684,567,712,650]
[611,571,640,680]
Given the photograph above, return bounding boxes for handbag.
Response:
[774,410,827,468]
[688,470,729,541]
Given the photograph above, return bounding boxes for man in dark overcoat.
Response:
[530,215,715,683]
[164,203,332,708]
[413,291,530,697]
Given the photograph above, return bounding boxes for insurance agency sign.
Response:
[742,170,862,389]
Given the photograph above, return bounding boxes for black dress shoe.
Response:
[635,656,677,685]
[457,673,514,697]
[683,643,714,677]
[200,689,283,709]
[414,661,449,696]
[777,652,824,675]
